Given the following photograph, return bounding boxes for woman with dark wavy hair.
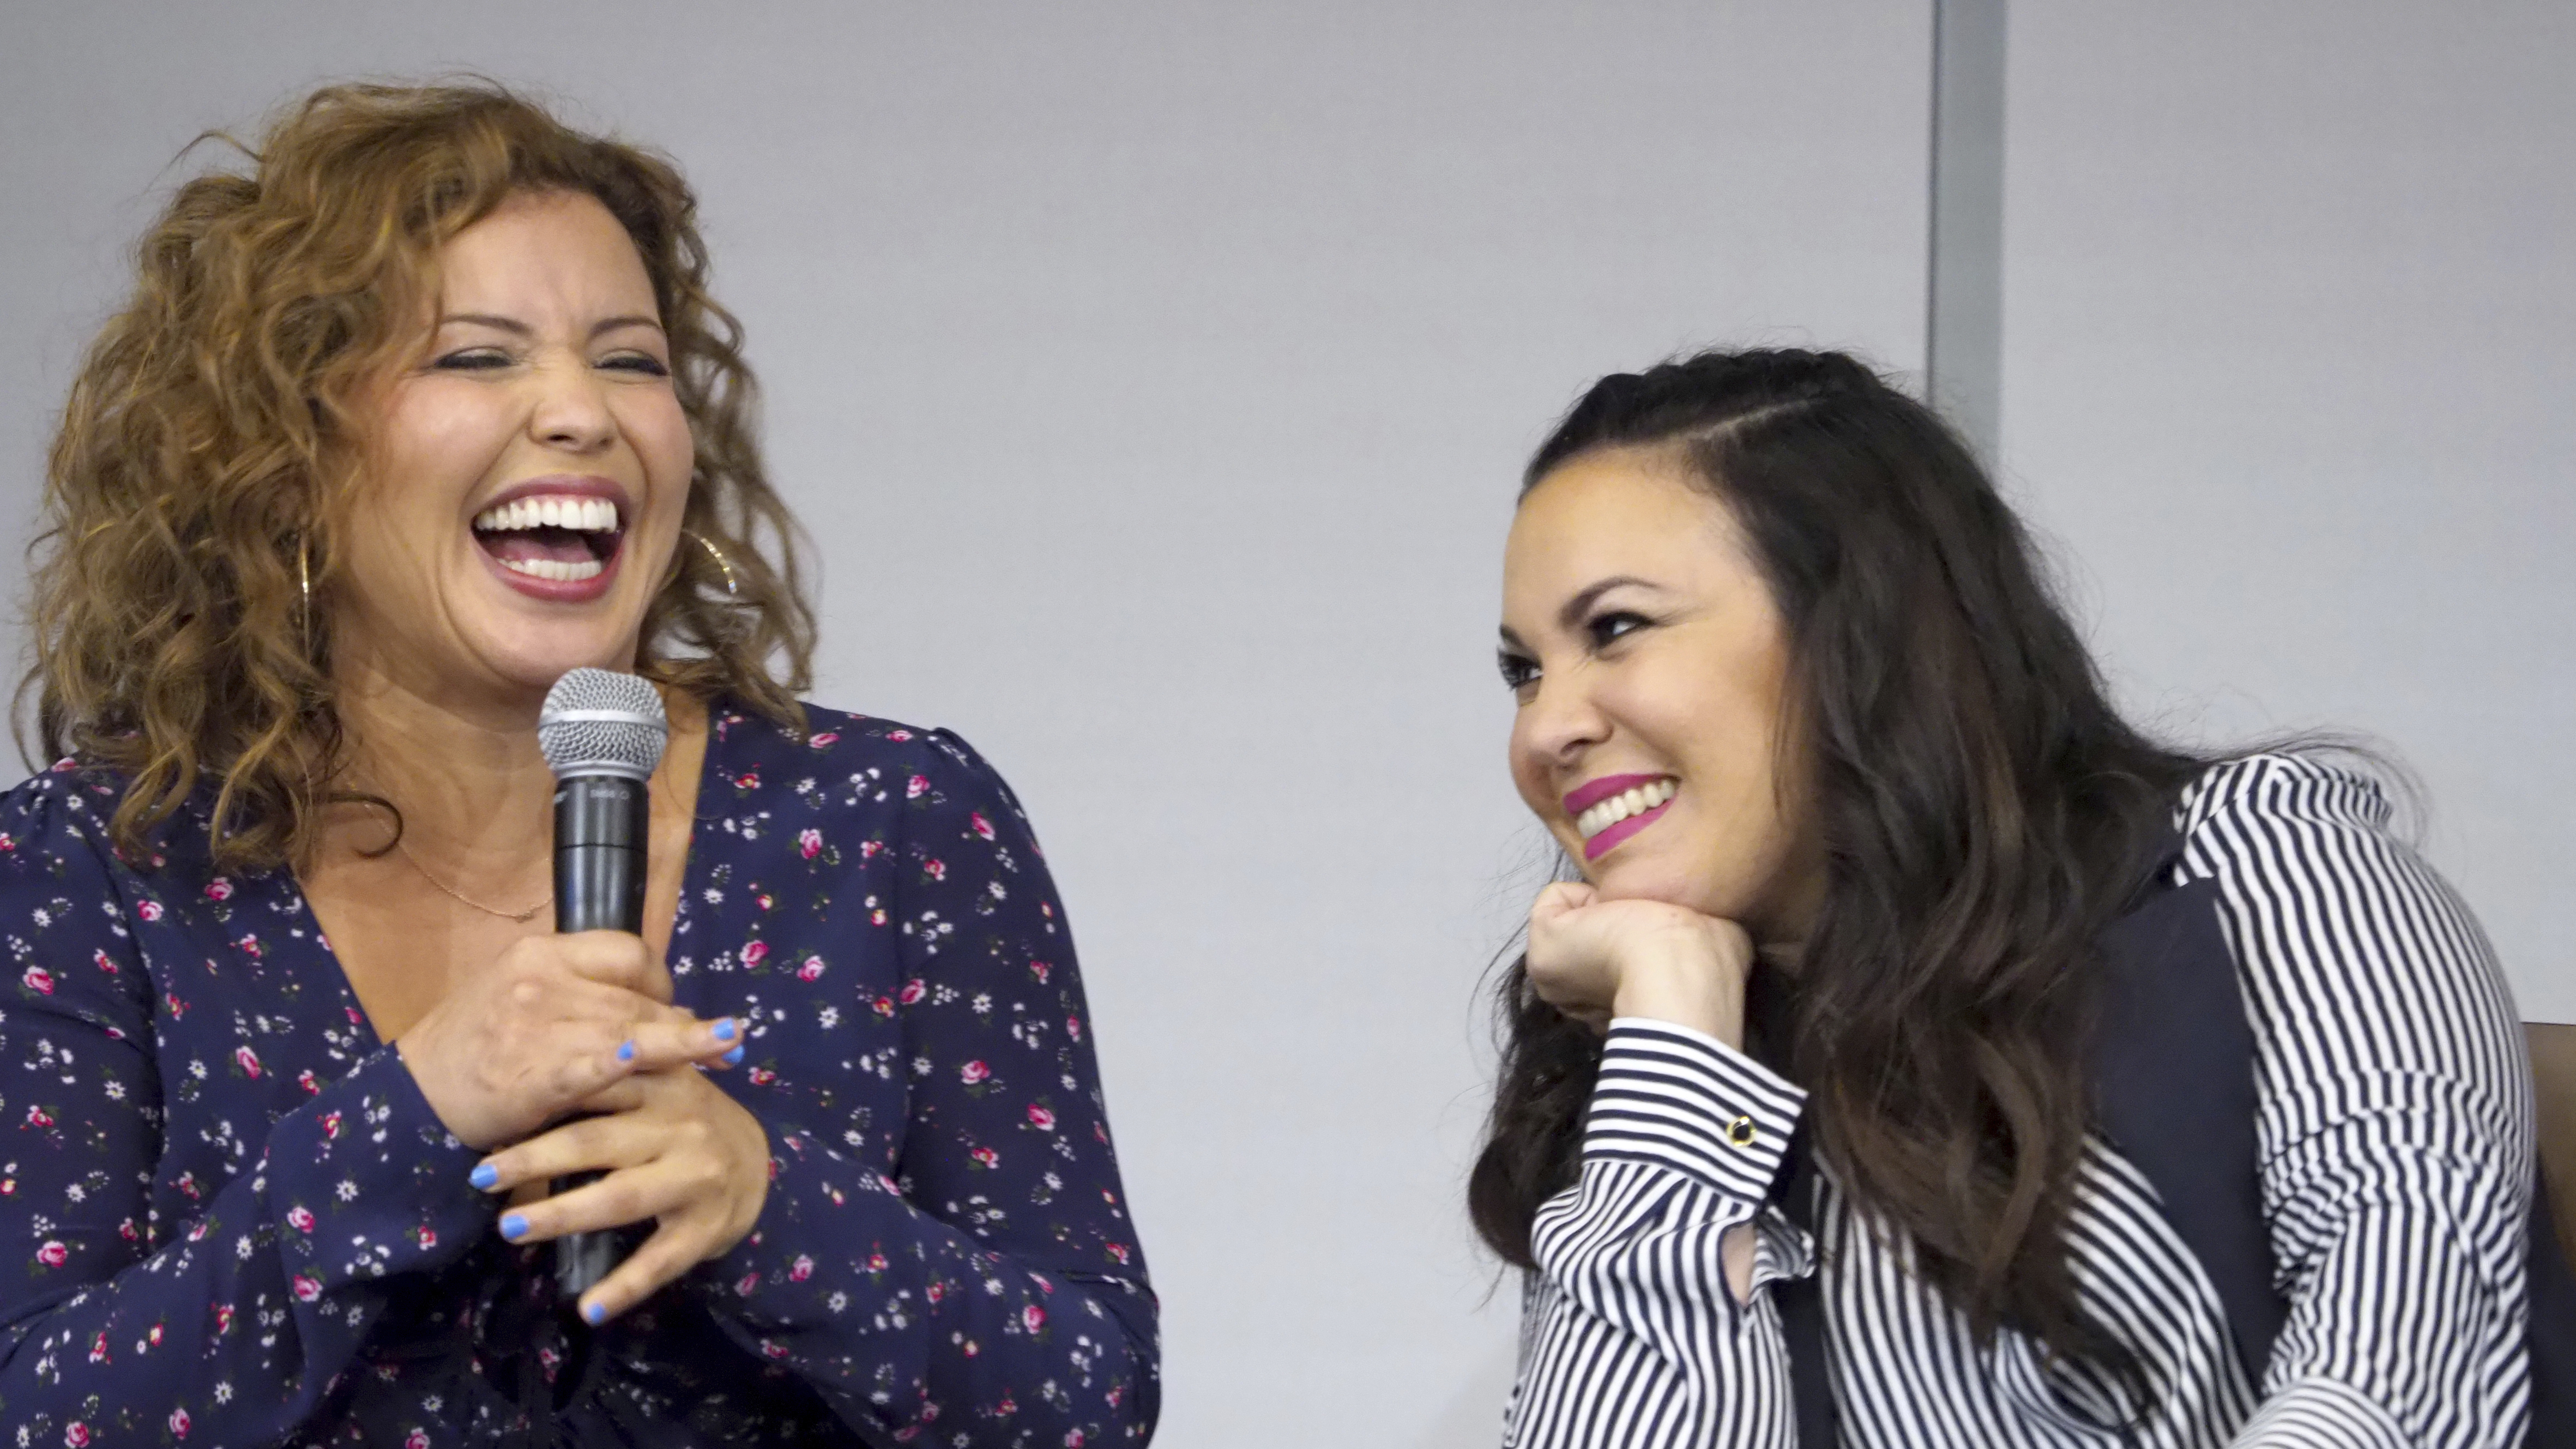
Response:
[0,83,1154,1445]
[1480,348,2561,1446]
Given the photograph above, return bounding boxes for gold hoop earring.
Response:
[687,531,740,600]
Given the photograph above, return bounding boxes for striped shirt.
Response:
[1503,755,2537,1447]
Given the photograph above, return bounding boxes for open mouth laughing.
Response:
[471,476,630,599]
[1563,773,1679,862]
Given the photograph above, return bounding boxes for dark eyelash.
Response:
[1587,610,1651,646]
[430,350,669,376]
[1497,652,1538,690]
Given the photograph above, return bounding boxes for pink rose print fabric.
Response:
[0,706,1156,1445]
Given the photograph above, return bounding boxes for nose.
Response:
[525,354,618,454]
[1513,668,1610,781]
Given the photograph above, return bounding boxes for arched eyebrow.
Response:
[437,312,666,339]
[1557,576,1662,629]
[1498,575,1668,653]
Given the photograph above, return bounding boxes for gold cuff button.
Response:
[1724,1115,1758,1148]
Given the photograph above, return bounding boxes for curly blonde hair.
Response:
[25,80,815,872]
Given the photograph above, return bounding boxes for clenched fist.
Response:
[1524,880,1755,1047]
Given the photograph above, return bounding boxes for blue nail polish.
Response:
[469,1163,498,1191]
[584,1301,607,1325]
[713,1019,738,1042]
[722,1044,745,1066]
[617,1040,636,1062]
[500,1213,527,1240]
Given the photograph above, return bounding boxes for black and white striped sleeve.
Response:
[1503,1019,1813,1449]
[2181,756,2535,1448]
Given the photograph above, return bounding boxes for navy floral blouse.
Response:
[0,703,1157,1447]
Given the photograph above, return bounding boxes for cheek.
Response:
[624,394,695,487]
[1680,719,1781,840]
[345,432,455,573]
[1505,716,1553,817]
[1669,697,1805,909]
[377,382,506,482]
[329,487,443,633]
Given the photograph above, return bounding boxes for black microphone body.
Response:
[550,771,649,1301]
[535,668,671,1311]
[554,774,649,934]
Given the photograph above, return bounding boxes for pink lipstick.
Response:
[1564,773,1679,862]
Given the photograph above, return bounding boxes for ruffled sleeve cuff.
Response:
[262,1046,497,1295]
[1586,1019,1809,1204]
[692,1125,912,1330]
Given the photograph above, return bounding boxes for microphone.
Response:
[536,668,669,1305]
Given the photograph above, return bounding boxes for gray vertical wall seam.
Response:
[1926,0,2008,464]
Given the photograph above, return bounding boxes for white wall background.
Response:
[1998,2,2576,1023]
[0,5,1930,1445]
[10,3,2571,1441]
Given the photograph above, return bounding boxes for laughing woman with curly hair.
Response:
[0,83,1155,1446]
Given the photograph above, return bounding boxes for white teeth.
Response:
[1573,778,1677,840]
[498,556,605,582]
[471,496,623,533]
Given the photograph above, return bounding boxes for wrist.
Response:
[1611,944,1746,1048]
[393,1032,499,1152]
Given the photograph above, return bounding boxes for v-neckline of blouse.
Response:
[280,707,732,1056]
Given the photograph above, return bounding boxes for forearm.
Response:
[2231,1182,2527,1448]
[2187,757,2537,1447]
[1506,1021,1809,1448]
[0,1048,497,1444]
[695,1122,1156,1444]
[744,728,1159,1440]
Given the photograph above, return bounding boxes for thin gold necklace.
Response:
[394,834,552,923]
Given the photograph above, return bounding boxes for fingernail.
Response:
[712,1018,738,1042]
[469,1162,499,1191]
[500,1213,528,1240]
[584,1301,607,1325]
[617,1040,636,1062]
[722,1044,745,1066]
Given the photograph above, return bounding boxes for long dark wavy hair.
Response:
[1469,348,2211,1383]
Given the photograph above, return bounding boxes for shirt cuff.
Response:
[2230,1377,2411,1449]
[693,1124,909,1331]
[1585,1019,1808,1204]
[264,1046,496,1294]
[1748,1207,1818,1294]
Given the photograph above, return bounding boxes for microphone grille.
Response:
[538,669,669,781]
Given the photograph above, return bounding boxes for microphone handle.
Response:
[552,774,649,1308]
[555,774,648,932]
